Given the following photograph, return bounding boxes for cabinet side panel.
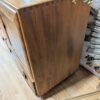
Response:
[0,0,36,93]
[15,14,34,82]
[18,0,90,96]
[0,12,34,82]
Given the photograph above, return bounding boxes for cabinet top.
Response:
[1,0,52,9]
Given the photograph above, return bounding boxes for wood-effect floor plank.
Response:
[0,39,100,100]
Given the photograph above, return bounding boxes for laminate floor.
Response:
[0,39,100,100]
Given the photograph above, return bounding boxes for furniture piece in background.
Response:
[0,0,90,96]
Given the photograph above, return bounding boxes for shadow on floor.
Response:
[42,66,93,99]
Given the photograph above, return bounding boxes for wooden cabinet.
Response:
[1,13,33,81]
[0,0,90,96]
[0,16,10,51]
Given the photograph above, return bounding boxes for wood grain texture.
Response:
[67,91,100,100]
[1,0,52,9]
[0,41,40,100]
[0,1,16,22]
[0,12,34,83]
[0,16,7,42]
[1,9,100,100]
[0,16,10,51]
[18,0,90,96]
[0,40,100,100]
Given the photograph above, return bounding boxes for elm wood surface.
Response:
[0,12,34,86]
[0,1,16,21]
[0,16,11,52]
[1,0,52,9]
[0,17,6,39]
[0,15,35,91]
[1,14,33,82]
[0,16,7,44]
[18,0,90,95]
[0,0,90,96]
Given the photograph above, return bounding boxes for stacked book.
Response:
[80,1,100,78]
